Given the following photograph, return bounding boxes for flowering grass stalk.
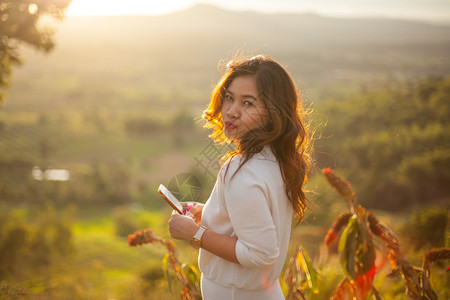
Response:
[128,229,201,300]
[322,168,449,300]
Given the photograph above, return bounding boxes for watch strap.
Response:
[191,225,207,249]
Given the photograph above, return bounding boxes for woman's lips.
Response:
[224,121,236,130]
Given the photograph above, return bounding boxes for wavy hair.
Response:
[203,55,311,221]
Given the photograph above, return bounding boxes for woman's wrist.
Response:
[190,225,208,249]
[189,223,200,238]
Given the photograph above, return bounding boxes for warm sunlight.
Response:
[66,0,450,22]
[67,0,195,16]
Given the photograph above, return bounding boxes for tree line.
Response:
[315,77,449,210]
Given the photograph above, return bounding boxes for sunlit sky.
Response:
[67,0,450,22]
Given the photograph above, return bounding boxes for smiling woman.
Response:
[67,0,195,16]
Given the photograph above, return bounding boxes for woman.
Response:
[169,55,311,299]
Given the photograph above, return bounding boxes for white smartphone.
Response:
[158,184,184,214]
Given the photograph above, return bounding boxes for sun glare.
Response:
[67,0,195,16]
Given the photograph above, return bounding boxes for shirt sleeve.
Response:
[222,160,280,268]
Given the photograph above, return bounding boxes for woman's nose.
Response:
[226,102,240,118]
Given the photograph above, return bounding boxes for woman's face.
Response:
[221,75,269,141]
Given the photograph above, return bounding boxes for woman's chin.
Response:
[224,130,236,140]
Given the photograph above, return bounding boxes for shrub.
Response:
[403,206,448,250]
[112,205,140,237]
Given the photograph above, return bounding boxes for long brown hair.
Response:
[203,55,311,221]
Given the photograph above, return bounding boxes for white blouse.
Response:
[199,146,292,291]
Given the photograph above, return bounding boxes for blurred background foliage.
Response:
[316,77,450,210]
[0,0,73,103]
[0,2,449,299]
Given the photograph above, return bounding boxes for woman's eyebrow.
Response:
[226,89,258,100]
[243,95,257,100]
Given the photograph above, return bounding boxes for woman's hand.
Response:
[182,202,204,225]
[168,211,199,241]
[169,203,239,263]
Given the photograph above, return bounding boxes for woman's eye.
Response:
[244,100,254,106]
[224,95,233,101]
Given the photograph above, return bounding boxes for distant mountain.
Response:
[165,4,450,43]
[59,4,450,47]
[55,4,450,67]
[9,3,450,109]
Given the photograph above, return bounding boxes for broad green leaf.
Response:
[338,216,352,255]
[355,219,376,277]
[182,263,199,287]
[162,253,172,292]
[297,248,319,293]
[339,216,359,278]
[338,218,351,277]
[346,230,357,279]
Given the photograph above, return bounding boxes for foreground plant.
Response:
[128,229,201,300]
[322,168,450,299]
[284,245,320,299]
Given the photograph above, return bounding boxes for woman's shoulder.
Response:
[254,145,277,163]
[222,146,280,182]
[225,145,275,165]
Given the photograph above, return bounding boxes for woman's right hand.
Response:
[182,202,204,225]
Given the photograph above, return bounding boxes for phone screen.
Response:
[158,184,184,214]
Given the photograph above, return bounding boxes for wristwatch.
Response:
[190,225,207,249]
